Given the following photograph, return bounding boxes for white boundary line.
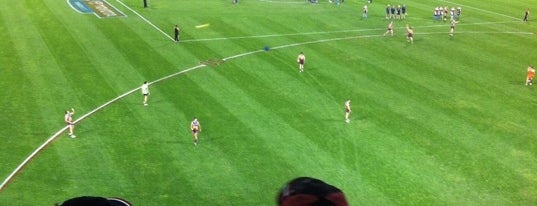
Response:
[152,64,206,83]
[81,0,128,19]
[103,0,128,17]
[0,65,205,192]
[110,0,522,43]
[181,20,520,43]
[114,0,174,41]
[91,1,127,19]
[182,28,383,43]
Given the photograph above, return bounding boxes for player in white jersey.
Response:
[191,117,201,145]
[141,81,150,106]
[449,19,457,37]
[363,5,368,19]
[65,108,76,138]
[344,100,351,123]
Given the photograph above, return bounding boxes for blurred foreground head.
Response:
[277,177,348,206]
[55,196,132,206]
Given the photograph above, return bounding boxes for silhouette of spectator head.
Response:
[277,177,348,206]
[55,196,132,206]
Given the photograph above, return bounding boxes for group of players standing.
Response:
[65,2,535,145]
[381,4,413,43]
[63,51,335,144]
[433,6,462,38]
[385,4,407,20]
[64,81,202,146]
[382,4,462,43]
[434,6,461,22]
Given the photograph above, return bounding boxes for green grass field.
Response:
[1,0,537,205]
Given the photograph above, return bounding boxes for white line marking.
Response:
[104,0,127,17]
[181,21,519,43]
[223,50,264,61]
[0,65,205,192]
[111,0,523,44]
[440,0,520,21]
[152,64,206,84]
[181,28,382,43]
[111,0,521,43]
[85,0,128,19]
[1,23,533,192]
[114,0,174,41]
[0,127,68,192]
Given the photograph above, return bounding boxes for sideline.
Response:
[113,0,174,41]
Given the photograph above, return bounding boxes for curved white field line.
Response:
[0,0,532,192]
[180,20,520,43]
[1,29,533,192]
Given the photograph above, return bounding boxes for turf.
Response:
[1,0,537,205]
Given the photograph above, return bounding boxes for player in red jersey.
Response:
[191,117,201,145]
[526,66,535,86]
[384,21,394,36]
[406,24,414,44]
[297,52,306,73]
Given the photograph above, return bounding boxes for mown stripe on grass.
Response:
[2,6,532,203]
[261,33,535,204]
[184,64,395,203]
[205,42,517,204]
[24,0,118,106]
[154,71,321,204]
[0,0,54,184]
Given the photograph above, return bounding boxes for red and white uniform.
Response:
[345,100,351,113]
[191,120,200,134]
[528,67,535,80]
[297,54,305,65]
[65,112,73,125]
